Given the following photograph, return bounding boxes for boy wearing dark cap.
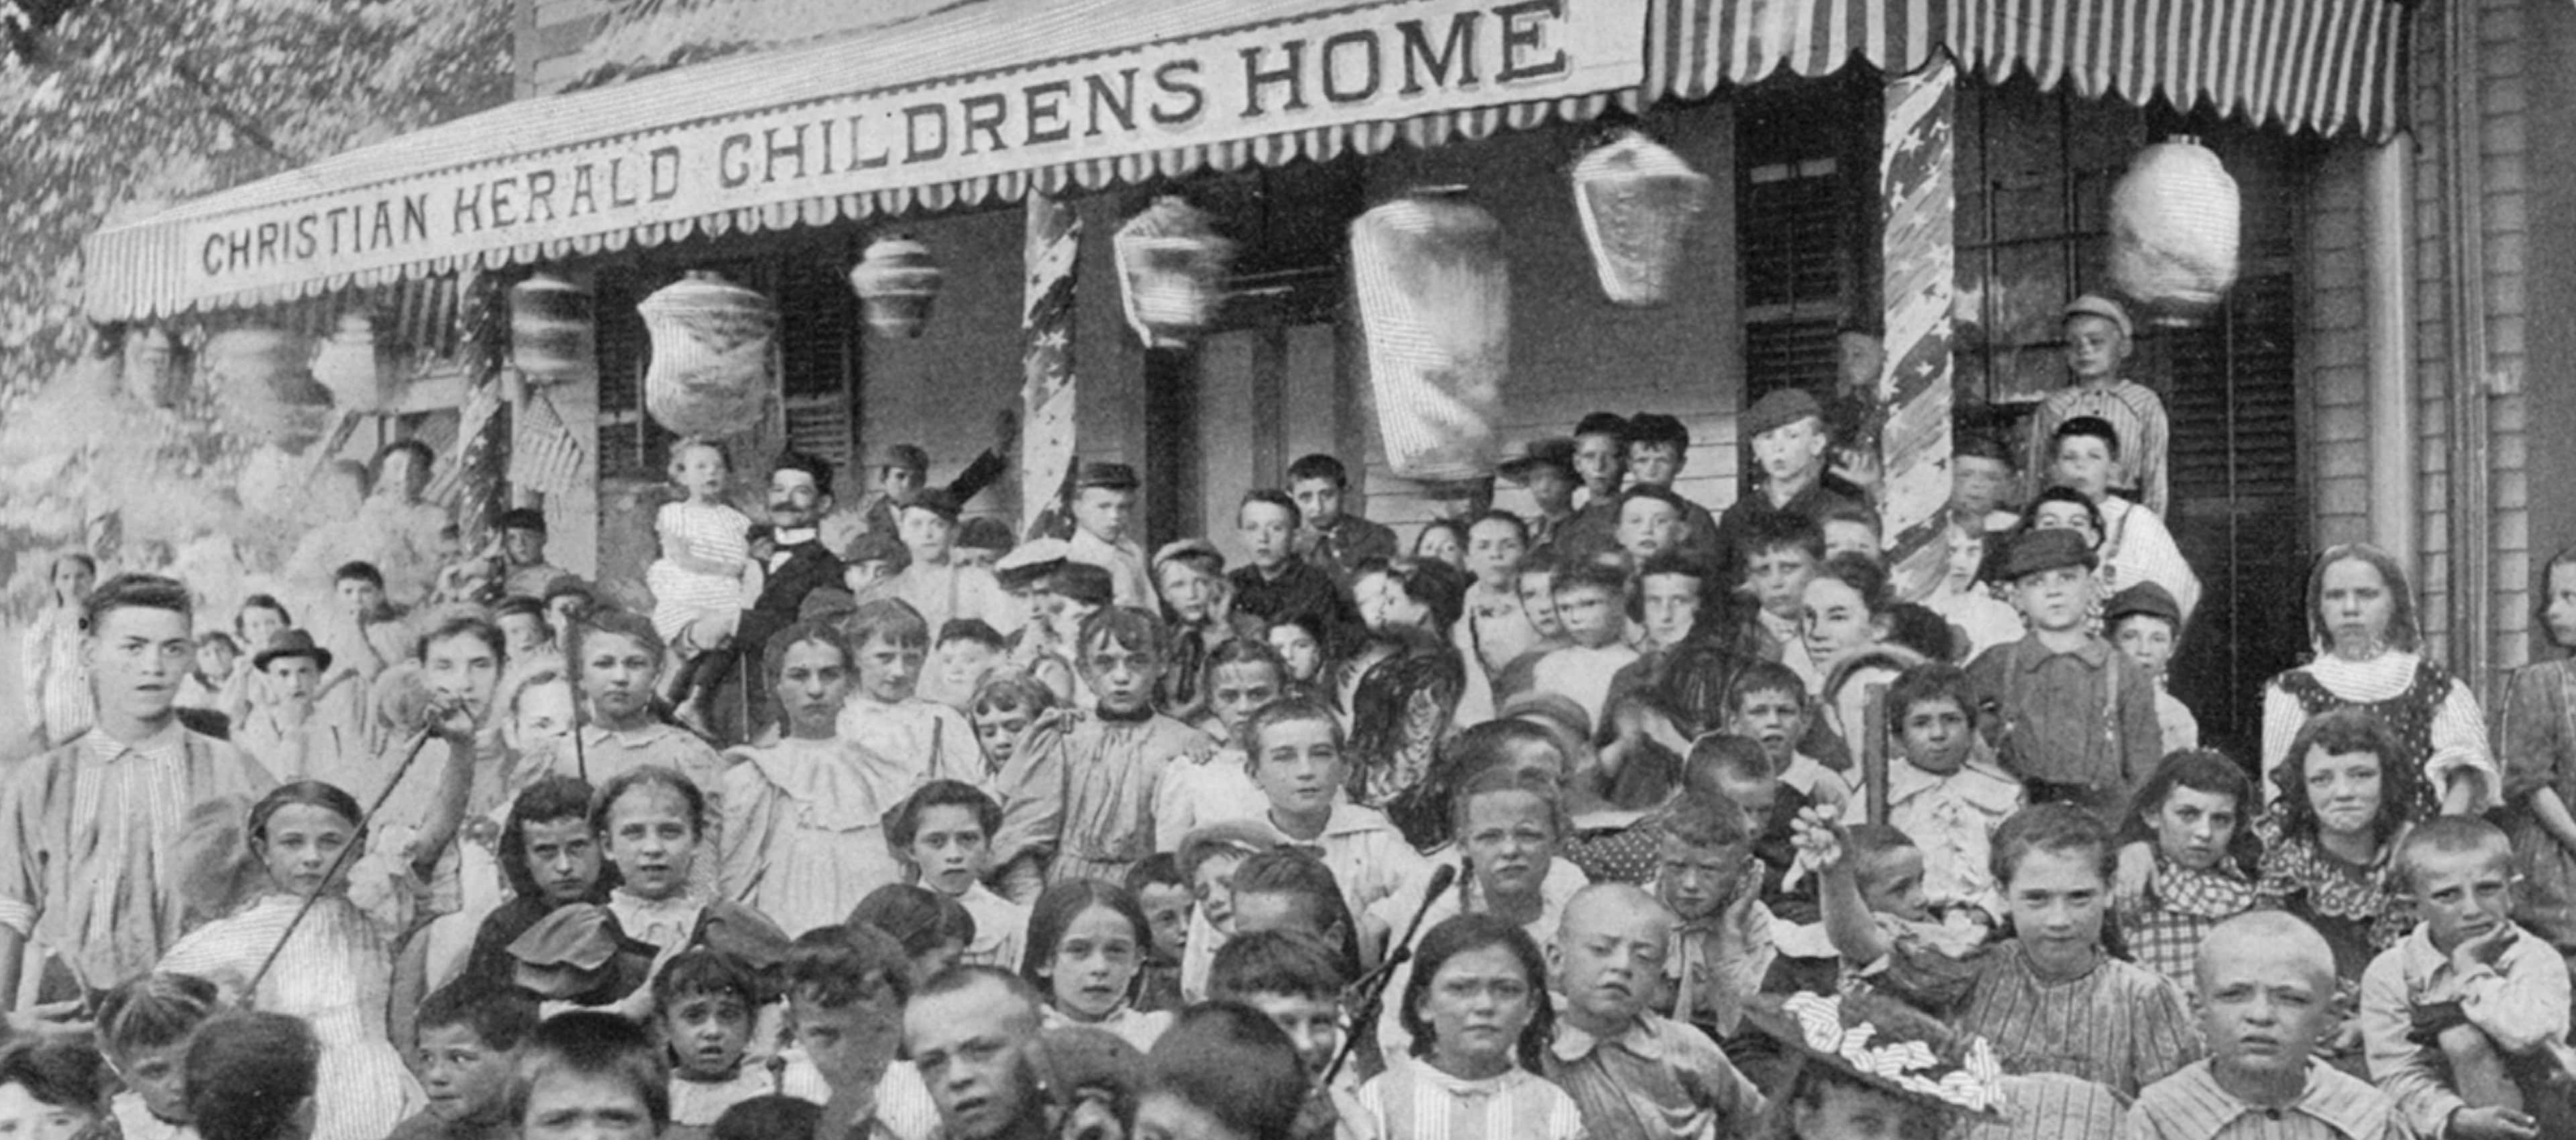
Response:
[1623,412,1721,563]
[233,629,358,792]
[1285,453,1397,585]
[2106,581,2199,755]
[840,531,910,602]
[889,490,1017,637]
[1711,388,1868,588]
[1499,437,1581,549]
[1964,528,2163,819]
[497,507,570,600]
[953,516,1016,571]
[2027,294,2170,515]
[1065,461,1155,608]
[853,409,1017,538]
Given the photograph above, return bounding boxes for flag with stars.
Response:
[1022,196,1081,540]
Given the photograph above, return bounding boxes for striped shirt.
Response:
[2124,1060,2414,1140]
[1355,1060,1585,1140]
[2027,379,2170,517]
[1884,940,2204,1100]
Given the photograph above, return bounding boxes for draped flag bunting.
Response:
[1878,54,1958,604]
[1021,196,1081,541]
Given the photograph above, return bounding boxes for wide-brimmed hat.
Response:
[1743,990,2006,1121]
[252,629,333,674]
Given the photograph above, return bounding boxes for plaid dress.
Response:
[2120,859,2256,995]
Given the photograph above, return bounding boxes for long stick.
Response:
[243,724,437,994]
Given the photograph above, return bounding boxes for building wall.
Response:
[2306,146,2373,557]
[2522,0,2576,667]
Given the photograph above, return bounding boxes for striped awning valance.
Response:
[1646,0,2410,138]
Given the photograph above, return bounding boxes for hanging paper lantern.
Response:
[2106,137,2241,321]
[847,234,943,339]
[123,325,186,408]
[1571,129,1711,306]
[203,328,331,446]
[511,273,596,385]
[639,271,777,438]
[312,312,407,414]
[1350,188,1509,481]
[1114,196,1234,348]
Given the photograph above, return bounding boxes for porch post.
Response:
[2363,135,2416,558]
[1878,54,1959,602]
[1023,194,1082,540]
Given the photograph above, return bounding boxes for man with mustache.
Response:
[696,450,841,742]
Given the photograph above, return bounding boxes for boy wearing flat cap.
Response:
[1711,388,1870,588]
[1065,461,1155,608]
[853,409,1018,538]
[1964,528,2163,820]
[2106,580,2199,756]
[1499,437,1582,551]
[2026,294,2171,516]
[889,489,1018,638]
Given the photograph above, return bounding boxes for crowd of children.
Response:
[10,292,2570,1140]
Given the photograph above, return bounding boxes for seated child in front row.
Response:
[2112,749,2259,995]
[2125,911,2406,1140]
[1209,929,1364,1140]
[388,981,539,1140]
[98,972,223,1140]
[1542,883,1767,1140]
[778,925,940,1140]
[510,1011,671,1140]
[2360,817,2576,1140]
[1797,801,2204,1098]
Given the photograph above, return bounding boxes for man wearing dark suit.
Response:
[696,449,841,742]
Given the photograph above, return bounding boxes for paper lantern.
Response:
[204,328,331,446]
[511,273,596,385]
[312,312,406,413]
[2107,138,2241,320]
[639,271,777,439]
[1114,196,1234,347]
[123,325,186,408]
[1571,129,1711,306]
[847,234,943,339]
[1350,188,1509,481]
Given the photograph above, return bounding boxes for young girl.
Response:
[0,1038,111,1140]
[1014,608,1216,887]
[159,780,476,1140]
[1021,878,1173,1053]
[1798,801,2203,1098]
[1345,559,1479,825]
[1154,640,1285,849]
[720,620,914,934]
[1357,913,1583,1140]
[2253,706,2414,983]
[1411,518,1468,571]
[969,671,1061,903]
[99,972,222,1140]
[557,611,728,797]
[2112,750,2259,993]
[2502,543,2576,954]
[464,775,610,985]
[659,948,797,1137]
[1743,989,2002,1140]
[597,766,790,967]
[649,439,760,726]
[1458,512,1539,683]
[1265,612,1334,703]
[180,632,241,713]
[1150,541,1234,726]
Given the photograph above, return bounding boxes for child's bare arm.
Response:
[1791,807,1890,964]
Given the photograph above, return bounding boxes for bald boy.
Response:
[2125,912,2407,1139]
[1543,884,1764,1140]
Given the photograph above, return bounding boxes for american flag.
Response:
[424,380,500,508]
[512,388,586,494]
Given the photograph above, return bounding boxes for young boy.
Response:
[1287,453,1398,585]
[494,596,557,663]
[1854,662,2021,917]
[1238,696,1426,921]
[1964,526,2162,820]
[99,972,223,1140]
[841,531,910,602]
[1817,500,1883,564]
[2026,294,2169,516]
[1065,461,1154,609]
[1682,734,1813,922]
[1711,388,1864,589]
[953,516,1015,572]
[926,618,1008,711]
[1548,412,1632,559]
[1228,490,1358,650]
[498,507,572,600]
[1150,538,1233,724]
[889,779,1028,968]
[510,1011,670,1140]
[1723,660,1849,814]
[1459,511,1540,678]
[1530,560,1642,727]
[233,628,360,793]
[1126,854,1192,1012]
[2361,817,2575,1140]
[545,610,727,795]
[1544,883,1765,1140]
[780,927,943,1140]
[1621,413,1722,562]
[2129,912,2406,1140]
[1497,437,1581,551]
[1643,793,1766,1034]
[1208,929,1362,1140]
[2106,581,2200,754]
[389,982,542,1140]
[1152,641,1283,849]
[835,599,983,785]
[890,490,1017,638]
[1000,608,1216,885]
[2049,415,2201,620]
[1491,549,1570,701]
[1613,486,1691,567]
[1732,513,1826,688]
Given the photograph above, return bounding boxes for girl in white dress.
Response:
[649,438,760,718]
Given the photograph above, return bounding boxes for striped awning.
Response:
[1647,0,2410,139]
[83,0,1648,321]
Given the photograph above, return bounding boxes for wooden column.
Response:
[1023,194,1082,540]
[1878,54,1959,602]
